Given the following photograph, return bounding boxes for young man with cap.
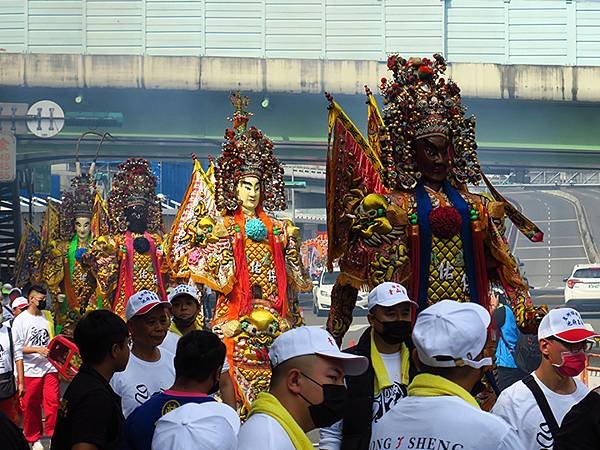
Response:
[10,297,28,321]
[51,310,130,450]
[152,401,240,450]
[320,281,417,450]
[492,307,596,450]
[160,284,236,408]
[369,300,522,450]
[12,285,59,450]
[124,330,227,450]
[238,326,368,450]
[110,290,175,418]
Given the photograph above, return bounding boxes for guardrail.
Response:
[581,352,600,387]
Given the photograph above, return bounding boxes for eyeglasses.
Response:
[548,337,595,353]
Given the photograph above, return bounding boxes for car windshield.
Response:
[573,268,600,279]
[321,271,340,285]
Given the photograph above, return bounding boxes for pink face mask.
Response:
[552,351,587,377]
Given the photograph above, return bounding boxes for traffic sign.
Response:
[26,100,65,138]
[0,133,16,182]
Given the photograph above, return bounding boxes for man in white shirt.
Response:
[110,290,175,418]
[160,284,236,408]
[320,282,417,450]
[12,285,60,450]
[492,307,596,450]
[0,312,24,425]
[238,326,368,450]
[369,300,522,450]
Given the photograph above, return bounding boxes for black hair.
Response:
[269,355,315,389]
[25,284,47,299]
[74,310,129,365]
[174,330,226,382]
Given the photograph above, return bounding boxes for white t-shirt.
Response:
[371,395,523,450]
[320,351,407,450]
[0,325,18,375]
[12,310,56,377]
[237,413,295,450]
[492,372,589,450]
[160,330,230,372]
[110,348,175,418]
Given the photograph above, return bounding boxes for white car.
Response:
[312,269,368,317]
[564,264,600,302]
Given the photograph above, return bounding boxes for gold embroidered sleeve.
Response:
[282,219,312,293]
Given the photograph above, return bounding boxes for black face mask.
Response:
[375,319,411,345]
[37,300,47,311]
[299,372,348,428]
[173,315,196,331]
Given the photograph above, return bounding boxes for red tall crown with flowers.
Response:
[379,54,481,191]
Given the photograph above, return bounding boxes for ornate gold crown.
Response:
[58,174,95,240]
[214,92,286,213]
[379,54,481,190]
[108,158,162,233]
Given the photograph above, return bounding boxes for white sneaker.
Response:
[31,441,44,450]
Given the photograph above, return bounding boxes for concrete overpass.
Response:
[2,0,600,170]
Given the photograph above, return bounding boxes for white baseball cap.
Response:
[268,326,368,376]
[538,307,599,343]
[11,296,28,310]
[9,287,21,296]
[367,282,418,311]
[152,402,240,450]
[125,290,171,321]
[168,284,200,304]
[413,300,492,369]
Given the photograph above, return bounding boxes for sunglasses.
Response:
[547,337,595,353]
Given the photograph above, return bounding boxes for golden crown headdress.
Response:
[108,158,163,233]
[379,53,481,190]
[214,92,286,213]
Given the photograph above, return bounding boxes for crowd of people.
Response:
[0,280,598,450]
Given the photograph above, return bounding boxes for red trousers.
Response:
[22,373,60,442]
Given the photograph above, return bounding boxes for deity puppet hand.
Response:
[351,194,407,246]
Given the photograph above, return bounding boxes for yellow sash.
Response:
[370,329,410,394]
[42,310,55,340]
[407,373,480,409]
[249,392,313,450]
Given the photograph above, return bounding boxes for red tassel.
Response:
[472,226,489,311]
[233,209,252,316]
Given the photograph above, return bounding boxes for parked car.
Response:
[312,269,368,317]
[564,264,600,302]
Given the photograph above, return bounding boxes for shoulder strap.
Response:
[522,374,560,437]
[8,327,14,368]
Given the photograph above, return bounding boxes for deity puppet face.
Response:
[414,135,451,186]
[74,216,91,241]
[236,176,261,214]
[125,204,148,233]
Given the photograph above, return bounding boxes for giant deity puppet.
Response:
[88,158,167,317]
[167,92,311,415]
[37,131,111,336]
[326,54,547,342]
